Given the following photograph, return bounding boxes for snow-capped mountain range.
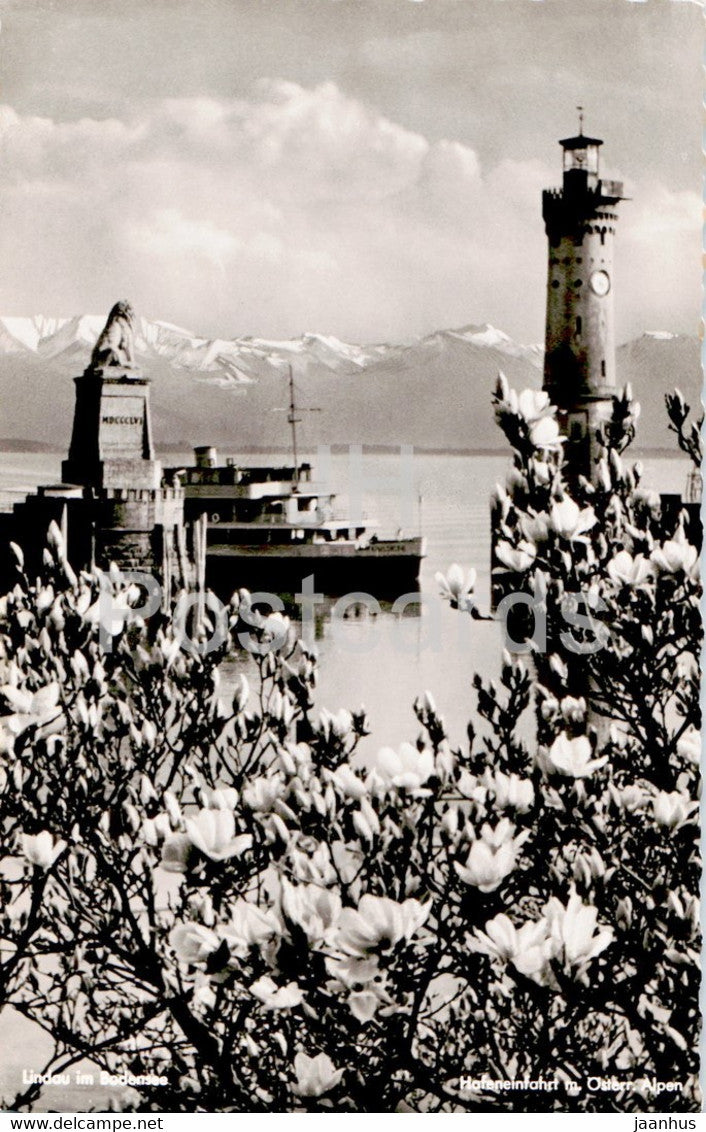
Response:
[0,313,699,454]
[0,314,543,382]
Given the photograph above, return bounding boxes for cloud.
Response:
[0,82,699,342]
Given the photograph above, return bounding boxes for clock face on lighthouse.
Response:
[589,269,610,296]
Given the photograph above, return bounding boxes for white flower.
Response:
[293,1051,343,1098]
[250,975,304,1010]
[545,890,614,971]
[607,550,653,587]
[324,954,380,990]
[651,527,698,577]
[336,895,430,957]
[331,764,367,800]
[2,682,62,739]
[221,899,282,955]
[529,416,563,449]
[549,498,596,539]
[469,913,552,985]
[517,389,550,422]
[170,923,221,964]
[677,726,701,766]
[435,564,477,608]
[348,990,380,1023]
[319,708,353,741]
[281,880,341,946]
[454,821,528,893]
[487,770,534,814]
[374,742,435,793]
[242,775,285,813]
[652,790,698,831]
[468,913,520,961]
[262,612,292,650]
[21,830,67,870]
[185,809,252,862]
[612,784,651,813]
[532,458,552,485]
[544,733,608,778]
[232,673,250,712]
[495,540,536,572]
[560,697,587,724]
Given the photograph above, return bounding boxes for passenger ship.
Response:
[168,372,425,599]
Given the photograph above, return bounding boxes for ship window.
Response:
[576,316,582,336]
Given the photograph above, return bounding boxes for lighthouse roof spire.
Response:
[560,109,603,150]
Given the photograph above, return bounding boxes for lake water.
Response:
[0,448,691,1109]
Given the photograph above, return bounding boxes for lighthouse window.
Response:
[600,230,606,245]
[574,279,582,288]
[575,316,582,335]
[601,360,606,377]
[551,279,560,288]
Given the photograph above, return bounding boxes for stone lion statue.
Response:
[89,300,136,371]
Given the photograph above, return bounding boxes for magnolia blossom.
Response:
[549,498,596,540]
[435,564,476,609]
[336,895,430,957]
[170,922,221,964]
[485,770,534,814]
[516,389,550,422]
[472,894,613,989]
[242,775,285,813]
[612,783,651,813]
[560,697,587,724]
[454,820,529,893]
[293,1051,343,1098]
[250,975,304,1010]
[495,540,536,573]
[543,733,608,779]
[348,990,380,1023]
[652,790,698,831]
[676,725,701,766]
[319,708,353,741]
[185,809,253,862]
[651,527,699,577]
[221,899,282,956]
[325,954,380,991]
[331,764,368,801]
[21,830,67,870]
[2,682,63,740]
[607,550,653,587]
[468,913,552,985]
[281,880,341,946]
[545,891,614,973]
[232,673,249,712]
[374,742,435,793]
[529,416,563,450]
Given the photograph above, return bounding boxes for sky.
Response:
[0,0,701,344]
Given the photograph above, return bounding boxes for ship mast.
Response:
[287,365,301,486]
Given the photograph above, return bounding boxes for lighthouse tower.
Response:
[542,116,625,480]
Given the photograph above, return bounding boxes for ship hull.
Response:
[204,537,425,601]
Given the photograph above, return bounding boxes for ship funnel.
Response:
[194,446,218,469]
